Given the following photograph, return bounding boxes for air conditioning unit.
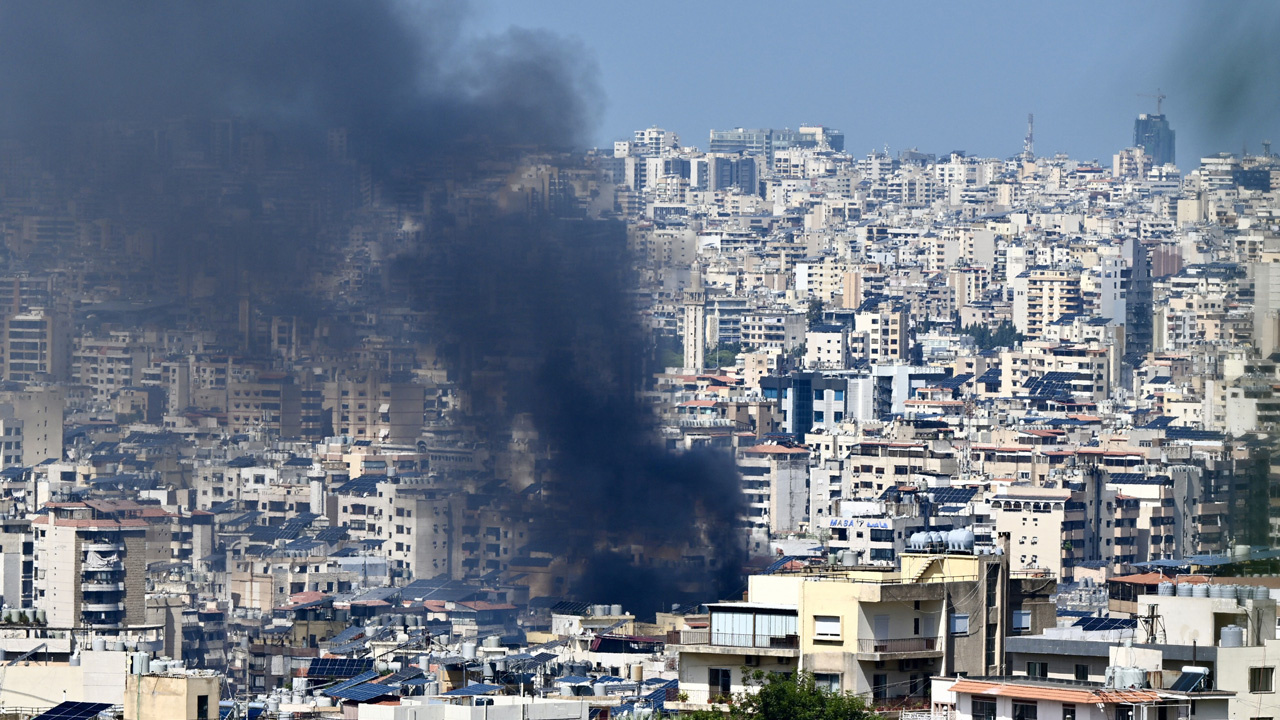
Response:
[744,656,760,667]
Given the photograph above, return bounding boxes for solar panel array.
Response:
[328,682,397,701]
[325,669,380,695]
[763,555,800,574]
[1072,617,1136,632]
[33,703,113,720]
[1169,669,1207,693]
[335,476,381,495]
[381,667,424,686]
[307,657,374,678]
[1023,372,1084,397]
[929,487,977,504]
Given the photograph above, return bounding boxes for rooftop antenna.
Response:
[1137,88,1166,115]
[1023,113,1035,162]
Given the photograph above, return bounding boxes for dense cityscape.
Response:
[0,3,1277,720]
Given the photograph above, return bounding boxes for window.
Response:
[950,614,969,635]
[872,674,887,701]
[1075,665,1090,681]
[709,668,731,699]
[1026,662,1048,678]
[1251,667,1275,693]
[814,411,825,423]
[834,390,844,401]
[814,390,824,401]
[814,615,841,638]
[1013,702,1037,720]
[1062,705,1076,720]
[972,699,996,720]
[814,673,840,692]
[197,695,210,719]
[1013,610,1031,632]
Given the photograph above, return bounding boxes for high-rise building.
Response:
[682,268,706,372]
[2,308,70,383]
[1134,113,1176,167]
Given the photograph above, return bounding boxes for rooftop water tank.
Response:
[1157,582,1175,596]
[1176,582,1192,597]
[1256,586,1272,601]
[1209,585,1226,599]
[483,635,501,648]
[1220,625,1245,648]
[461,642,477,659]
[1193,584,1210,598]
[611,604,623,616]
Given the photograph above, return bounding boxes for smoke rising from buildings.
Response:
[0,0,745,610]
[0,0,599,157]
[1172,2,1280,155]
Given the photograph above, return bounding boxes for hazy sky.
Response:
[470,0,1279,167]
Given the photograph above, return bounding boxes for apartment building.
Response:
[669,551,1055,711]
[2,308,70,382]
[1011,268,1083,340]
[33,500,148,628]
[737,444,810,535]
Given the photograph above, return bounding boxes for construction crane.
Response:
[1138,89,1166,115]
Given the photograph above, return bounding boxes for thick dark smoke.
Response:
[1172,1,1280,157]
[0,1,746,612]
[405,214,747,613]
[0,0,599,158]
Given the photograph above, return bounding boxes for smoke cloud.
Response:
[0,0,746,612]
[1171,1,1280,156]
[0,0,599,157]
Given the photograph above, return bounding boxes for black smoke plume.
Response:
[1171,1,1280,157]
[0,1,746,611]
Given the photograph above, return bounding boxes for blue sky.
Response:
[470,1,1276,167]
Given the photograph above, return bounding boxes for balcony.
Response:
[81,581,124,592]
[675,629,800,657]
[856,636,942,660]
[83,542,124,553]
[82,602,125,612]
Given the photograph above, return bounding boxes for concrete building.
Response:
[669,551,1055,711]
[32,500,148,628]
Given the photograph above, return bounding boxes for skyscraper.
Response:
[1134,113,1175,167]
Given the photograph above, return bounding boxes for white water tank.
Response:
[1157,582,1174,596]
[611,604,623,616]
[1176,582,1192,597]
[483,635,501,648]
[1193,584,1210,598]
[461,642,477,659]
[1220,625,1245,648]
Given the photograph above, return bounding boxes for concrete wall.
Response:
[0,649,127,707]
[125,673,220,720]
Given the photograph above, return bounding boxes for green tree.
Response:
[962,320,1023,351]
[684,670,880,720]
[705,342,744,369]
[806,298,825,329]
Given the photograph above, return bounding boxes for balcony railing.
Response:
[677,629,799,649]
[857,637,939,654]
